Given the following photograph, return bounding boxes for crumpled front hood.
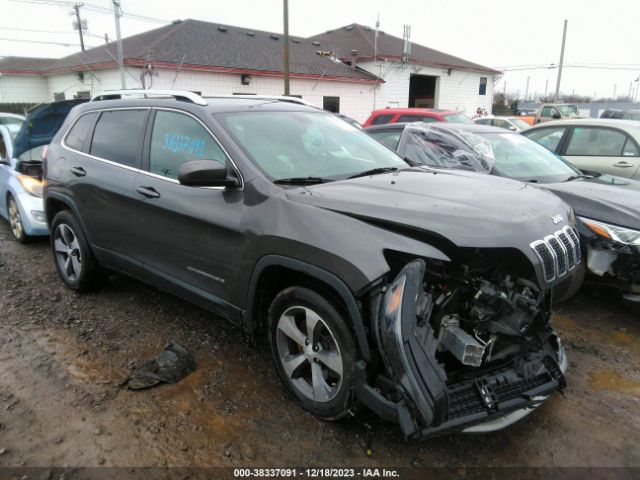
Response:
[544,175,640,231]
[287,169,573,251]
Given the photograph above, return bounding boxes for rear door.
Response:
[66,108,150,262]
[131,108,245,313]
[559,126,640,178]
[0,126,13,218]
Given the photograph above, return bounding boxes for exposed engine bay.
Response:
[370,257,566,438]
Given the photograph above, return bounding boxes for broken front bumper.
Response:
[364,259,566,438]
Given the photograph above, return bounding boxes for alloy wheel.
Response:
[8,197,23,240]
[53,223,82,282]
[275,306,344,403]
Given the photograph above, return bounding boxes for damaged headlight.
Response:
[579,217,640,246]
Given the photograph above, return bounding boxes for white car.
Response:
[523,119,640,180]
[474,115,531,132]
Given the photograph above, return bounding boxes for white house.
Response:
[0,20,498,122]
[309,24,499,116]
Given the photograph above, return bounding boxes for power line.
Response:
[10,0,170,24]
[0,36,94,47]
[0,26,110,39]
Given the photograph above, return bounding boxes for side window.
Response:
[90,110,148,166]
[622,137,640,157]
[479,77,487,95]
[475,118,490,125]
[149,110,228,180]
[565,128,627,156]
[524,127,566,152]
[368,130,402,151]
[64,112,98,151]
[540,107,554,117]
[371,114,394,125]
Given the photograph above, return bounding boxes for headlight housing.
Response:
[579,216,640,246]
[17,174,43,197]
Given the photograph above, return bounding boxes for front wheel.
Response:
[268,286,356,420]
[7,195,29,243]
[51,210,105,292]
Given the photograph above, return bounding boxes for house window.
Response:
[323,96,340,113]
[479,77,487,96]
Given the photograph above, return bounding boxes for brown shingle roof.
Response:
[1,20,380,83]
[0,56,57,73]
[308,24,499,74]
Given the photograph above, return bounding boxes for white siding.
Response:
[358,60,494,117]
[0,74,48,103]
[45,68,139,100]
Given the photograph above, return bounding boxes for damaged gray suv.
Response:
[44,90,577,437]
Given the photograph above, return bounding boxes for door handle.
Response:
[613,161,633,168]
[70,166,86,177]
[136,186,161,198]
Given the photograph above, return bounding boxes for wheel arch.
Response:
[244,255,373,362]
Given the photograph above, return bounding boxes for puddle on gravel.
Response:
[588,370,640,398]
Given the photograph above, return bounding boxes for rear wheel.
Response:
[51,210,105,292]
[268,286,356,420]
[7,195,29,243]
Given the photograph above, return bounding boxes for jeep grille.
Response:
[530,226,581,283]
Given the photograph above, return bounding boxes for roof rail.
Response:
[204,94,319,109]
[91,89,208,106]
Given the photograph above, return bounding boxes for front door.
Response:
[132,109,245,312]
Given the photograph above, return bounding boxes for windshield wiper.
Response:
[564,174,593,182]
[273,176,333,185]
[347,167,399,179]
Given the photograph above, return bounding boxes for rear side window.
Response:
[149,110,228,180]
[371,114,394,125]
[397,115,438,123]
[65,112,98,151]
[90,110,148,166]
[565,128,627,156]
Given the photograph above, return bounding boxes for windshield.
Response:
[399,125,494,173]
[558,105,579,116]
[0,118,24,141]
[220,111,407,182]
[476,132,580,182]
[510,118,531,130]
[443,113,471,124]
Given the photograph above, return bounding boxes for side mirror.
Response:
[552,112,562,119]
[178,160,239,188]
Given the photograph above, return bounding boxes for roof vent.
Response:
[246,31,255,36]
[312,40,320,46]
[292,38,300,43]
[325,29,333,33]
[171,19,182,24]
[270,34,279,40]
[345,26,353,31]
[364,26,371,31]
[217,26,227,32]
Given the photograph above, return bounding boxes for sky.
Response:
[2,0,639,100]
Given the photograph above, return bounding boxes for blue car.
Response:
[0,100,86,242]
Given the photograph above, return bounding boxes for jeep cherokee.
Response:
[43,90,578,437]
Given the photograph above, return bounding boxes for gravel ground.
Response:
[0,219,639,469]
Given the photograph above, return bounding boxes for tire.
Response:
[7,195,30,244]
[50,210,105,292]
[268,286,356,420]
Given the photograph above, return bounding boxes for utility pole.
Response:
[554,19,568,103]
[613,83,617,100]
[525,76,530,101]
[282,0,290,96]
[72,4,85,51]
[544,79,549,100]
[112,0,125,88]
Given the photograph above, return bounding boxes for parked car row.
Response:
[0,90,637,440]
